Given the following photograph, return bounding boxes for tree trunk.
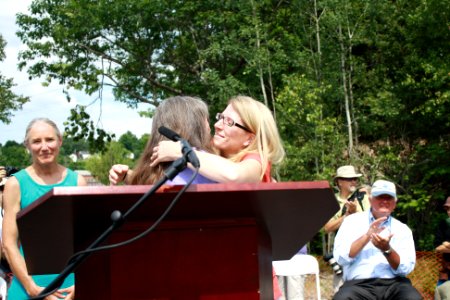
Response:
[348,43,359,148]
[251,0,269,107]
[267,62,277,122]
[338,24,354,157]
[313,0,326,176]
[314,0,323,86]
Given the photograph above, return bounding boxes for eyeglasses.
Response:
[444,206,450,211]
[215,113,252,133]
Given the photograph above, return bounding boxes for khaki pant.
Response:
[333,273,344,294]
[435,281,450,300]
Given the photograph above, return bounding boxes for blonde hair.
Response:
[227,96,285,178]
[24,118,62,146]
[130,96,212,184]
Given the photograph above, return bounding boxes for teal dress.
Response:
[8,168,79,299]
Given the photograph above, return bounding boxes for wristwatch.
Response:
[383,247,392,256]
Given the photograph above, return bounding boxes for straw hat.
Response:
[443,197,450,208]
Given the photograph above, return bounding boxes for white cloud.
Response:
[0,0,151,145]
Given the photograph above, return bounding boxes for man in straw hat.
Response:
[323,165,370,293]
[434,196,450,300]
[333,179,422,300]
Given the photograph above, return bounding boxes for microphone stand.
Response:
[31,157,188,299]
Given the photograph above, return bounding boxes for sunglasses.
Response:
[339,177,359,182]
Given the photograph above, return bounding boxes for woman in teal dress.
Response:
[2,118,87,300]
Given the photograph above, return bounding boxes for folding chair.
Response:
[273,254,321,300]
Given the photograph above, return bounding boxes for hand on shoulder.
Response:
[150,141,182,167]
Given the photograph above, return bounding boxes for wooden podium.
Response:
[17,181,338,299]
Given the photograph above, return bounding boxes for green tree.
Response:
[0,141,29,169]
[64,105,115,152]
[0,34,29,123]
[15,1,308,137]
[276,74,345,181]
[58,136,90,170]
[84,141,133,184]
[136,133,149,160]
[118,131,143,159]
[59,136,89,156]
[11,0,450,251]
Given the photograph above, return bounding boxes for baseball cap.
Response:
[371,180,397,199]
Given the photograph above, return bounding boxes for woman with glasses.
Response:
[151,95,285,184]
[109,96,285,298]
[151,95,285,299]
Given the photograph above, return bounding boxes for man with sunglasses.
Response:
[332,180,422,300]
[434,196,450,300]
[323,165,371,293]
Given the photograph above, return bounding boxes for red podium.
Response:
[17,181,338,299]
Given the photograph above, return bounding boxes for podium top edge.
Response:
[51,180,331,195]
[17,181,333,219]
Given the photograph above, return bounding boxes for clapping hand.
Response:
[344,200,358,215]
[368,217,393,251]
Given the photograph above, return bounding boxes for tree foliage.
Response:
[84,141,134,185]
[64,105,115,152]
[0,141,29,169]
[118,131,147,159]
[13,0,450,251]
[0,35,29,124]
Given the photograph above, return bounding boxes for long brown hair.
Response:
[130,96,212,184]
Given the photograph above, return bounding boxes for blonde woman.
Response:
[151,95,285,299]
[151,95,285,183]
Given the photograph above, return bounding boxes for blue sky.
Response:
[0,0,151,145]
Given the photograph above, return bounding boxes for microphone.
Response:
[158,126,181,141]
[158,126,200,168]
